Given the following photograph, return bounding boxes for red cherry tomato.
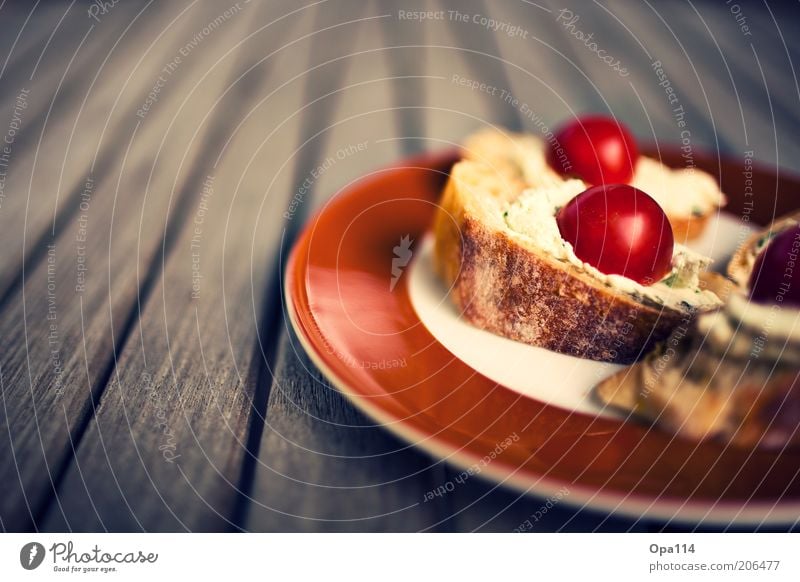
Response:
[749,225,800,308]
[556,184,674,285]
[547,115,639,185]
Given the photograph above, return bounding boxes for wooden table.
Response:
[1,0,798,532]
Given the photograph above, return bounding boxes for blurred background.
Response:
[0,0,798,532]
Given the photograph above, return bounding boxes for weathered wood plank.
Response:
[42,1,322,532]
[530,0,678,135]
[679,0,800,166]
[0,1,259,532]
[247,332,462,532]
[726,0,800,56]
[245,4,464,532]
[0,2,69,99]
[379,2,429,155]
[0,3,107,300]
[428,0,524,132]
[604,0,739,153]
[0,2,191,304]
[496,0,610,119]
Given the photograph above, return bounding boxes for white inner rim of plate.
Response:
[408,213,751,419]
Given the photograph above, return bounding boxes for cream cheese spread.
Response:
[511,136,725,218]
[503,181,722,311]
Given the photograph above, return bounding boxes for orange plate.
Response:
[285,148,800,525]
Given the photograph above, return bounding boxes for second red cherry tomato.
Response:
[547,115,639,185]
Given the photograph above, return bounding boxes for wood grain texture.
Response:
[246,333,458,532]
[677,0,800,166]
[0,0,797,533]
[494,0,609,120]
[603,0,741,154]
[39,0,313,532]
[0,2,170,303]
[245,1,457,532]
[0,1,261,531]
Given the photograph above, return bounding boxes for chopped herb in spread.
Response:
[661,272,679,288]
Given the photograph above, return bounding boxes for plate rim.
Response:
[284,150,800,527]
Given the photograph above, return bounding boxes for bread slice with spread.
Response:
[433,128,723,364]
[596,211,800,448]
[461,128,725,242]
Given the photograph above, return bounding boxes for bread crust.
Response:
[597,210,800,448]
[434,162,689,364]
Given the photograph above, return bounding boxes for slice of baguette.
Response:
[460,128,722,242]
[596,210,800,448]
[433,160,699,364]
